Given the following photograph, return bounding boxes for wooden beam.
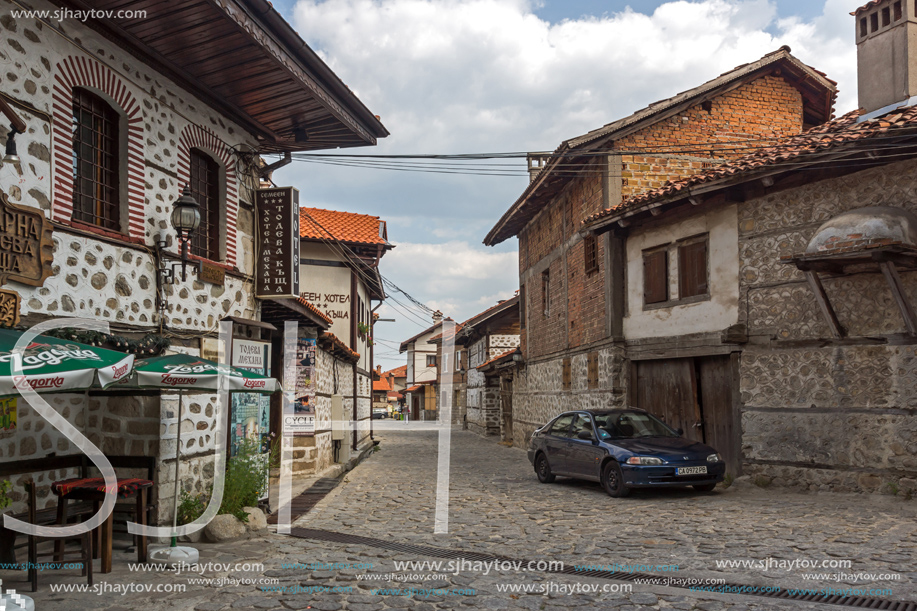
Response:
[880,260,917,335]
[804,271,845,339]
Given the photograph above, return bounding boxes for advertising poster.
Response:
[284,337,316,435]
[229,340,272,457]
[0,397,15,430]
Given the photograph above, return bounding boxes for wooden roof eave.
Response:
[55,0,388,152]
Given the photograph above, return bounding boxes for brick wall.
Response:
[520,73,807,364]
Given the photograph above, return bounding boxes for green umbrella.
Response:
[0,328,134,397]
[121,353,278,393]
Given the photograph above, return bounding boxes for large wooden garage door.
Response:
[632,356,741,475]
[632,358,703,443]
[698,355,741,476]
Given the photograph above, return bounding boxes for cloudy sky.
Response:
[268,0,862,370]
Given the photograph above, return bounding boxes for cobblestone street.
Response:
[8,424,917,611]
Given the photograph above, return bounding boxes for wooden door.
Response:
[632,358,703,443]
[500,376,513,443]
[698,355,740,476]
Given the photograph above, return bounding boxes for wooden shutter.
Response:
[678,240,708,298]
[587,352,599,389]
[562,358,572,390]
[644,250,668,304]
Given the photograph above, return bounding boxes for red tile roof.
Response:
[373,376,392,392]
[318,331,360,361]
[484,47,837,246]
[300,207,389,246]
[383,365,407,378]
[583,107,917,228]
[296,294,333,326]
[851,0,886,15]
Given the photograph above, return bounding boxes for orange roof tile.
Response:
[373,376,392,392]
[300,207,389,246]
[583,107,917,228]
[383,365,407,378]
[296,294,333,326]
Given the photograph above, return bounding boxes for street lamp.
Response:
[168,185,201,282]
[3,124,19,164]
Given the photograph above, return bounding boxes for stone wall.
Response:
[512,345,626,447]
[737,157,917,495]
[0,0,266,519]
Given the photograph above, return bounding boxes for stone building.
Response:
[484,47,835,464]
[489,1,917,494]
[0,0,387,520]
[453,297,520,437]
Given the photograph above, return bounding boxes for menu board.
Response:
[255,186,300,298]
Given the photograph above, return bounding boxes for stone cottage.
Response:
[484,46,836,471]
[0,0,387,521]
[579,0,917,493]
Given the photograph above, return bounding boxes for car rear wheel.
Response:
[602,461,630,498]
[535,453,555,483]
[693,483,716,492]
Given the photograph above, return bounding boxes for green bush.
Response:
[0,480,11,512]
[176,489,208,525]
[219,437,278,522]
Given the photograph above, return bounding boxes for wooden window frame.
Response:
[678,235,709,300]
[562,357,572,390]
[643,248,668,306]
[542,269,550,317]
[189,148,222,261]
[584,234,598,274]
[587,351,599,389]
[426,354,437,367]
[71,88,122,233]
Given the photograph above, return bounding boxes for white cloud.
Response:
[281,0,862,364]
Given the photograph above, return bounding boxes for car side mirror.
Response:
[576,430,593,440]
[676,427,684,436]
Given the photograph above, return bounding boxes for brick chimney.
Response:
[854,0,917,116]
[527,153,551,183]
[432,310,443,323]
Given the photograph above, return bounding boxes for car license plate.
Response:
[677,466,707,475]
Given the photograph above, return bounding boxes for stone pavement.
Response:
[4,424,916,610]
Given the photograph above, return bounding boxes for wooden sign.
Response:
[200,261,225,285]
[0,188,53,287]
[255,187,300,298]
[0,288,20,327]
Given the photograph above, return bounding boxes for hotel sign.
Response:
[255,187,300,298]
[0,188,53,287]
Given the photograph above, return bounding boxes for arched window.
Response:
[189,148,221,260]
[72,88,121,231]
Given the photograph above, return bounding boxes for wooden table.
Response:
[51,477,152,573]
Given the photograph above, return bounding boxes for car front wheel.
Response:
[535,453,556,483]
[693,483,716,492]
[602,461,630,498]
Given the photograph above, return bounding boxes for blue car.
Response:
[527,408,726,497]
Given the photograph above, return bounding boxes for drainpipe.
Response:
[259,151,292,179]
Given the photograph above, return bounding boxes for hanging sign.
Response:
[255,187,300,298]
[0,188,53,287]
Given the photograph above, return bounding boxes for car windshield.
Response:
[593,412,677,439]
